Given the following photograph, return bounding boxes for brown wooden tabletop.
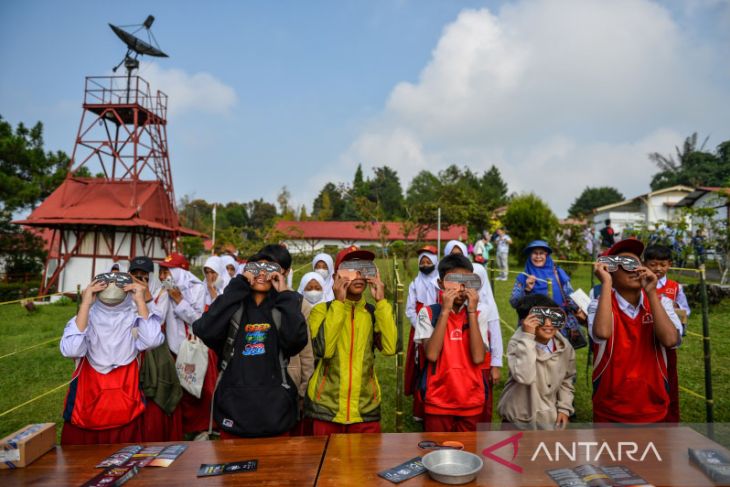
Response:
[316,427,730,486]
[0,435,328,486]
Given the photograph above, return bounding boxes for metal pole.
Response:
[211,203,217,254]
[437,208,441,260]
[488,259,495,291]
[76,284,81,313]
[699,264,714,423]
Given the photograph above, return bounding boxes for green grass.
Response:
[0,260,727,442]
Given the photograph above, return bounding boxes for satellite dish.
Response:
[109,15,169,74]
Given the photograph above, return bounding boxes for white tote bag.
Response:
[175,335,209,399]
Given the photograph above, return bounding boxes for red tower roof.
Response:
[15,177,200,236]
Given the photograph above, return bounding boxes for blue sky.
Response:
[2,0,729,218]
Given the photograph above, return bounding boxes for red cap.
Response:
[417,245,438,255]
[603,238,645,258]
[158,252,190,270]
[334,245,375,270]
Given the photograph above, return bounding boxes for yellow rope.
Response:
[0,337,59,360]
[0,381,70,418]
[685,330,704,339]
[500,318,515,333]
[679,385,707,401]
[0,292,66,307]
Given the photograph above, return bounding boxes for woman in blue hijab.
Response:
[509,240,586,347]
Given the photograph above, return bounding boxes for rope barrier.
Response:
[679,385,707,401]
[500,318,515,333]
[0,292,66,307]
[0,337,59,360]
[0,381,70,418]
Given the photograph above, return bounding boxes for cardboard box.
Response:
[0,423,56,469]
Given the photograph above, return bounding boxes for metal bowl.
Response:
[421,449,484,485]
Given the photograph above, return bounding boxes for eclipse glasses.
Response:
[442,273,482,290]
[528,306,567,328]
[337,260,378,279]
[243,262,282,276]
[597,255,641,272]
[93,272,133,287]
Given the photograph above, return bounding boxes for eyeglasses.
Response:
[337,260,378,279]
[243,261,282,276]
[597,255,641,272]
[443,273,482,290]
[528,306,567,328]
[93,272,133,287]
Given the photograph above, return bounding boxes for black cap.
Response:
[129,256,154,273]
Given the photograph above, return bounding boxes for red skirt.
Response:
[477,369,493,424]
[665,348,680,422]
[61,416,142,445]
[180,348,219,434]
[404,327,426,419]
[141,400,184,442]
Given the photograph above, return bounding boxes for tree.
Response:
[312,182,345,220]
[178,236,205,262]
[276,186,295,220]
[649,133,730,190]
[568,186,624,218]
[366,166,405,219]
[0,116,70,280]
[502,193,559,261]
[479,165,508,208]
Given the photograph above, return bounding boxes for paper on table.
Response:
[570,289,591,314]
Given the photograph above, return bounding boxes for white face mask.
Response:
[303,290,324,305]
[315,269,329,280]
[97,285,127,306]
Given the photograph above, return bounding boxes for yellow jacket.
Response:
[304,298,397,424]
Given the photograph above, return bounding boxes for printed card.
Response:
[377,456,427,484]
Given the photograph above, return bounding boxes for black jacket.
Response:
[192,276,308,437]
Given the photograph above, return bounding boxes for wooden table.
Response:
[0,436,328,486]
[316,427,730,486]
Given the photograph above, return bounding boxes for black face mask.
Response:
[419,265,435,275]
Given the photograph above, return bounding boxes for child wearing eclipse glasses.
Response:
[192,249,308,438]
[415,254,490,432]
[498,294,576,430]
[304,246,398,435]
[588,238,682,424]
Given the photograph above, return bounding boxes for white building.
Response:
[591,185,694,236]
[674,187,730,231]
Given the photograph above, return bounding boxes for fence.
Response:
[486,257,715,423]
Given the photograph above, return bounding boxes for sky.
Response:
[1,0,729,219]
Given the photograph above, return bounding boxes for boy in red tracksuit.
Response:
[415,254,488,432]
[588,239,682,424]
[644,244,691,423]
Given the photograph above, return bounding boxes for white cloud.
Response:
[338,0,730,216]
[137,62,238,117]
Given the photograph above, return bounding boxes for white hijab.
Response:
[472,264,500,323]
[297,272,327,306]
[203,255,225,305]
[413,251,439,305]
[86,294,138,374]
[219,255,237,287]
[312,253,335,301]
[170,267,204,303]
[444,240,468,256]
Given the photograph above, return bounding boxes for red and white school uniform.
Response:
[415,304,490,432]
[164,267,218,434]
[588,289,682,423]
[404,251,439,420]
[472,265,503,424]
[139,285,184,442]
[60,295,163,445]
[656,277,689,423]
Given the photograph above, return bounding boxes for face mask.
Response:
[303,290,323,305]
[419,265,435,275]
[161,276,175,290]
[315,269,330,280]
[97,284,127,306]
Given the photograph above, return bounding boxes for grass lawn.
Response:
[0,259,727,442]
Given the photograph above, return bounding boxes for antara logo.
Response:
[482,434,662,474]
[530,441,662,462]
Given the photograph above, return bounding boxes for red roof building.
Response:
[273,220,467,255]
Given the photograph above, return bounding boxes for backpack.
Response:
[198,302,290,440]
